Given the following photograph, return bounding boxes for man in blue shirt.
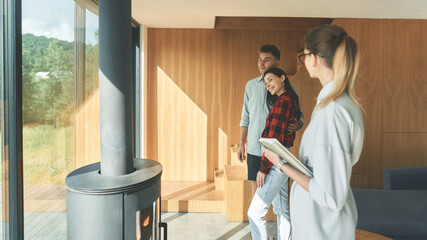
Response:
[238,44,304,197]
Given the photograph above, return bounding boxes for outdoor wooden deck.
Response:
[24,184,66,213]
[0,184,67,239]
[24,184,67,239]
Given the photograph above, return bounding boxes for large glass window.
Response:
[85,9,99,99]
[19,0,140,238]
[2,0,24,238]
[21,0,98,238]
[22,0,75,238]
[74,1,100,171]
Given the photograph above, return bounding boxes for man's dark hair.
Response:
[259,44,280,60]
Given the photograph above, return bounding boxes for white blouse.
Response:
[290,81,364,240]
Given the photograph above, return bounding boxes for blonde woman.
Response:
[262,25,364,240]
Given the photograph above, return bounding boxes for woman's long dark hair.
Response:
[263,67,300,112]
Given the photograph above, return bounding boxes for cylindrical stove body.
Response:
[66,159,162,240]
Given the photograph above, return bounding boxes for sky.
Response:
[22,0,99,44]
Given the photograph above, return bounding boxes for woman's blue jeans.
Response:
[248,166,290,240]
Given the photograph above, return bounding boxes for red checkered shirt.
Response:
[259,92,300,174]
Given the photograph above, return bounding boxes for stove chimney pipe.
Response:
[98,0,134,176]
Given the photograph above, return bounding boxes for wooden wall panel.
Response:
[146,29,158,162]
[157,67,207,181]
[382,20,408,132]
[334,19,384,188]
[331,19,427,188]
[407,20,427,132]
[215,17,332,31]
[147,19,427,186]
[290,64,321,159]
[147,28,306,181]
[383,20,427,132]
[382,133,427,170]
[360,19,383,188]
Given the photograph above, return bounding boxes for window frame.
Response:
[1,0,24,239]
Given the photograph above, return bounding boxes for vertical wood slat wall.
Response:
[339,19,427,188]
[336,19,384,188]
[295,19,427,188]
[146,19,427,187]
[147,29,306,181]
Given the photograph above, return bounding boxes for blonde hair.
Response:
[304,25,361,109]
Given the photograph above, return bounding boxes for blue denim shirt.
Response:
[240,75,304,157]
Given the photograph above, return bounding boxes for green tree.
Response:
[22,35,74,126]
[22,47,38,123]
[40,39,74,127]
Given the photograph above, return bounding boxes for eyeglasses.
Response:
[297,52,324,64]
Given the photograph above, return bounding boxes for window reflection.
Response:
[85,9,99,98]
[21,0,98,239]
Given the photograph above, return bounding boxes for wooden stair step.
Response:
[161,181,225,213]
[214,169,224,190]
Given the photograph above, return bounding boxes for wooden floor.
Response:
[0,182,223,238]
[22,182,223,214]
[22,181,223,213]
[1,181,223,215]
[0,184,393,239]
[161,181,225,213]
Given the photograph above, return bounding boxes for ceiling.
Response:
[131,0,427,28]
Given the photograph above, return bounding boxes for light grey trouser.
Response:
[248,166,290,240]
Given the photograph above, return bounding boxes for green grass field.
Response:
[23,125,74,185]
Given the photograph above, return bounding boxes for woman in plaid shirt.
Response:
[248,67,301,240]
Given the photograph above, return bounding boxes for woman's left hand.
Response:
[261,146,281,165]
[262,147,311,192]
[256,171,266,188]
